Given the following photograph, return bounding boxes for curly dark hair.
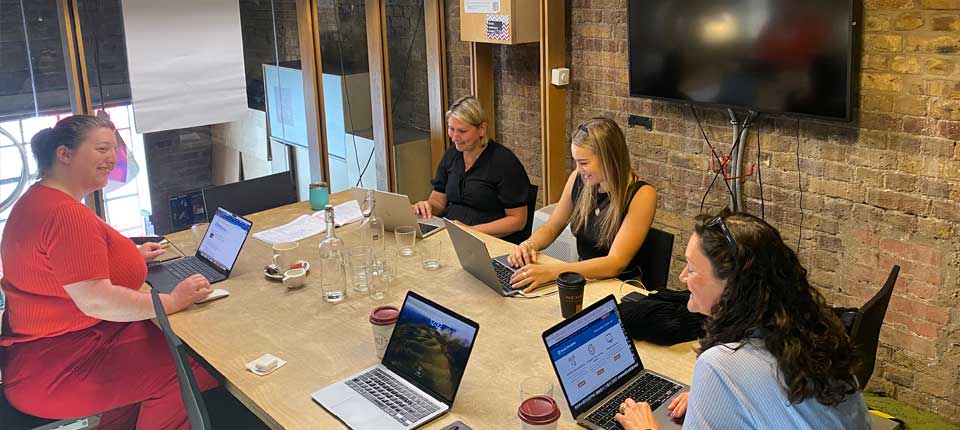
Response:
[694,211,859,406]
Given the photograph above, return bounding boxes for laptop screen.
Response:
[383,293,480,405]
[544,297,640,412]
[197,208,253,272]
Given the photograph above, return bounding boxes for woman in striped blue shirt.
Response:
[616,212,869,430]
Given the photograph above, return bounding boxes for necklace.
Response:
[594,207,601,216]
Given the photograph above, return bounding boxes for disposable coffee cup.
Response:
[370,305,400,359]
[518,395,561,430]
[557,272,586,318]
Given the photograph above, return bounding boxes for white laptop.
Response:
[312,291,480,430]
[372,190,445,238]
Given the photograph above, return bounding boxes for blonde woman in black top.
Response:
[413,96,531,243]
[508,118,657,292]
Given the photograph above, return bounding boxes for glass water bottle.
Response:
[318,204,346,303]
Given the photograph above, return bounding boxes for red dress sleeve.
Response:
[41,203,111,286]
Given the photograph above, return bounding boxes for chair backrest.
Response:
[849,265,900,389]
[150,288,211,430]
[634,227,674,291]
[522,184,539,241]
[202,171,297,219]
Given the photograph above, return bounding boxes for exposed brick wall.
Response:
[446,0,960,421]
[240,0,300,110]
[0,0,71,118]
[144,126,215,235]
[386,0,431,130]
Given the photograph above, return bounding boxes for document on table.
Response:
[252,200,365,245]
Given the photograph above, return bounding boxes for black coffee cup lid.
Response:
[518,395,560,424]
[557,272,585,288]
[370,306,399,325]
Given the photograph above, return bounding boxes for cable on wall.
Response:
[756,115,764,220]
[796,117,804,253]
[691,105,736,213]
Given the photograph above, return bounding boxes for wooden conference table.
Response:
[162,191,698,430]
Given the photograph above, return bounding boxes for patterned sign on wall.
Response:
[485,15,510,41]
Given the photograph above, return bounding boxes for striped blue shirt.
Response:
[684,341,869,430]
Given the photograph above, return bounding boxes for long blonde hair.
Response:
[445,95,490,148]
[569,118,636,249]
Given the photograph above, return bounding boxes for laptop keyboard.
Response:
[585,373,683,430]
[164,258,225,283]
[345,367,441,427]
[418,222,439,235]
[492,260,514,289]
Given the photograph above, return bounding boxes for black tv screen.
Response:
[628,0,856,120]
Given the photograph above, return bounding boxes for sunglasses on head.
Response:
[705,216,740,272]
[577,124,589,134]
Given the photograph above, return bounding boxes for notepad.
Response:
[252,200,364,245]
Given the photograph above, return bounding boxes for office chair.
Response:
[521,184,539,241]
[202,171,297,219]
[150,288,212,430]
[1,292,96,430]
[633,227,675,291]
[848,265,900,389]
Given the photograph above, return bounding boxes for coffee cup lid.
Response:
[557,272,586,288]
[518,395,560,425]
[370,306,399,325]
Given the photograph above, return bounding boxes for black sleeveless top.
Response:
[570,176,650,281]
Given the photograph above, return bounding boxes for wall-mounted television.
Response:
[628,0,858,121]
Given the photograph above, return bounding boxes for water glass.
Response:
[395,225,417,257]
[348,245,373,292]
[419,238,442,271]
[367,267,389,300]
[520,376,555,402]
[191,223,209,244]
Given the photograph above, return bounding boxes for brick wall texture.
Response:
[446,0,960,421]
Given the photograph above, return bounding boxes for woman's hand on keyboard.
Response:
[508,240,538,268]
[615,398,660,430]
[667,392,689,419]
[509,263,558,294]
[170,274,213,312]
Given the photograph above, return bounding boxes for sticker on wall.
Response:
[485,15,510,41]
[465,0,499,13]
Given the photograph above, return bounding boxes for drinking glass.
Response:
[395,225,417,256]
[348,245,373,292]
[419,238,442,271]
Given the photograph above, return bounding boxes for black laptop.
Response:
[146,207,253,293]
[542,295,688,430]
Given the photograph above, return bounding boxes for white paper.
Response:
[245,353,287,376]
[465,0,499,13]
[251,200,365,245]
[122,0,247,133]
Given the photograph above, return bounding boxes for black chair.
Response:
[521,184,539,240]
[632,227,675,291]
[1,289,94,430]
[847,265,900,389]
[202,171,297,219]
[150,288,211,430]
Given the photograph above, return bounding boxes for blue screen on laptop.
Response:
[197,208,252,271]
[544,299,639,411]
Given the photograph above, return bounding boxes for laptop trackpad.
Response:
[146,265,177,294]
[651,392,685,430]
[314,382,406,430]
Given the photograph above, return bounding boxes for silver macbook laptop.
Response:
[443,218,522,297]
[542,295,688,430]
[312,291,480,430]
[146,207,252,293]
[372,190,444,238]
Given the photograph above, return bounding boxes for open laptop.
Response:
[372,190,445,238]
[312,291,479,430]
[146,207,253,293]
[542,295,688,430]
[443,218,524,296]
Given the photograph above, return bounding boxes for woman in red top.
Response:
[0,115,218,430]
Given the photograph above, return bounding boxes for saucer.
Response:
[264,260,310,281]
